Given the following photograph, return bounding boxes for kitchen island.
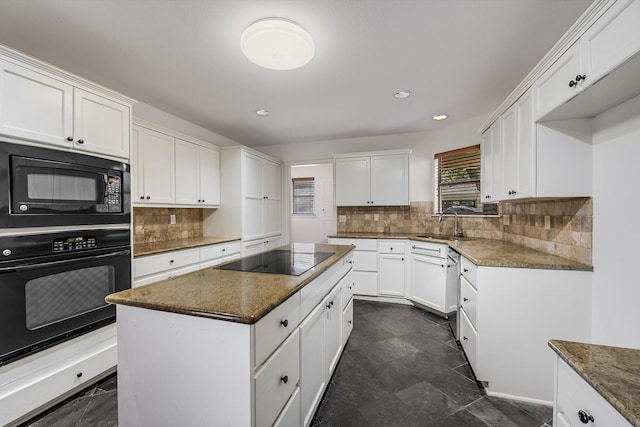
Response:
[106,243,355,427]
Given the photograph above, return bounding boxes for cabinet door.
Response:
[243,153,265,240]
[141,129,175,204]
[131,126,143,202]
[378,253,406,297]
[500,106,517,199]
[243,153,264,198]
[514,90,536,199]
[0,60,73,147]
[263,160,281,201]
[299,302,326,427]
[370,154,409,206]
[175,139,200,205]
[580,0,640,88]
[199,146,220,206]
[351,271,378,296]
[325,285,343,377]
[534,42,582,121]
[410,254,447,313]
[73,88,130,159]
[480,125,495,202]
[342,297,354,347]
[335,156,370,206]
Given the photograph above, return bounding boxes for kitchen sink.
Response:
[415,234,474,241]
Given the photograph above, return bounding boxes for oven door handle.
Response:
[0,250,131,273]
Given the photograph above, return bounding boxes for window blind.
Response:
[292,178,315,214]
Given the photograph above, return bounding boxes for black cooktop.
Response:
[217,249,334,276]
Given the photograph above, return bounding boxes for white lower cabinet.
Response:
[554,357,630,427]
[342,297,354,347]
[325,284,343,377]
[254,330,300,427]
[328,238,378,296]
[133,241,241,287]
[243,235,283,257]
[300,302,327,427]
[377,241,407,297]
[410,253,450,313]
[273,387,301,427]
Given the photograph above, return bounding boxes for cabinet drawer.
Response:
[273,386,301,427]
[377,241,406,254]
[255,293,301,368]
[133,248,199,278]
[460,275,478,330]
[353,251,377,272]
[254,329,300,427]
[459,309,478,373]
[460,257,478,287]
[556,358,630,427]
[410,241,447,258]
[199,241,241,267]
[342,274,354,310]
[329,238,377,251]
[342,297,354,347]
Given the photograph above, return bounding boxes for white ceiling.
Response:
[0,0,593,147]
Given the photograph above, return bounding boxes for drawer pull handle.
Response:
[280,375,289,384]
[578,410,594,424]
[463,297,469,302]
[463,336,468,341]
[280,319,289,328]
[76,372,83,378]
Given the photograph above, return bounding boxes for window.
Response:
[292,177,315,214]
[434,145,497,215]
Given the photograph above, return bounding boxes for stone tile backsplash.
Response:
[133,207,203,244]
[337,197,593,265]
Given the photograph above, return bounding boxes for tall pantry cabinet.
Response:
[204,146,283,256]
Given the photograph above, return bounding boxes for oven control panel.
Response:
[53,236,97,252]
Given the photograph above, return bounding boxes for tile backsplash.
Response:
[337,197,592,265]
[133,207,203,244]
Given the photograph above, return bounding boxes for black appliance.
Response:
[0,228,131,365]
[0,141,130,228]
[217,249,334,276]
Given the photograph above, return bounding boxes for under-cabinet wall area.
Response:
[133,207,204,244]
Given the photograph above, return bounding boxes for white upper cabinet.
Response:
[501,90,536,199]
[580,0,640,88]
[242,152,282,241]
[133,126,175,205]
[481,121,502,203]
[533,42,583,121]
[0,60,73,147]
[0,54,132,160]
[335,151,410,207]
[72,88,130,159]
[175,139,220,207]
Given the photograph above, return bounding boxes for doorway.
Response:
[289,163,336,243]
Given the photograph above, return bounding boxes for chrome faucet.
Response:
[438,210,463,238]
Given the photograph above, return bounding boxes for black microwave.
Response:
[0,141,130,228]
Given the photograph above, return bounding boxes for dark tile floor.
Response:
[22,300,553,426]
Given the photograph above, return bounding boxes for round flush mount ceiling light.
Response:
[432,113,448,121]
[256,109,270,116]
[394,90,412,99]
[241,18,315,70]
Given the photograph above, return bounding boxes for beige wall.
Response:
[133,207,203,244]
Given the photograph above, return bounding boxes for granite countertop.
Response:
[107,244,354,324]
[133,236,241,257]
[328,232,592,271]
[549,340,640,425]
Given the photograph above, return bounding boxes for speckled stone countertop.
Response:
[328,232,592,271]
[133,236,241,258]
[549,340,640,425]
[107,244,354,324]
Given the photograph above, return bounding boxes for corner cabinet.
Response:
[0,55,132,161]
[334,150,410,206]
[132,120,220,208]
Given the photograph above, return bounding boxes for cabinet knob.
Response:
[575,74,586,82]
[198,199,201,203]
[280,319,288,328]
[76,372,83,378]
[569,80,577,88]
[577,409,594,424]
[280,375,288,384]
[146,196,150,200]
[401,257,404,261]
[371,201,374,204]
[326,303,332,309]
[463,268,469,273]
[67,136,74,141]
[169,260,174,264]
[140,196,145,200]
[222,248,226,252]
[463,297,469,302]
[348,320,352,324]
[77,139,84,144]
[202,200,205,203]
[463,336,468,341]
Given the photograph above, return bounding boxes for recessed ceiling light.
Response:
[256,109,270,116]
[433,114,448,121]
[241,18,314,71]
[394,90,412,99]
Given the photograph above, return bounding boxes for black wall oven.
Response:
[0,228,131,365]
[0,141,130,228]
